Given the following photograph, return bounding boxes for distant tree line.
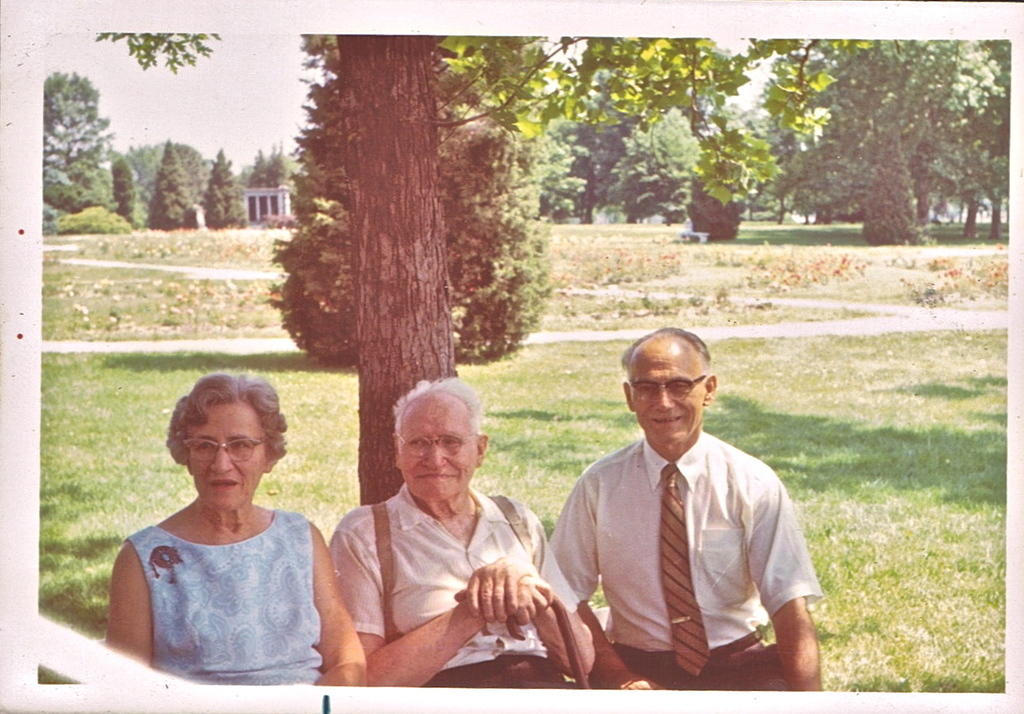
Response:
[532,41,1008,244]
[42,71,295,234]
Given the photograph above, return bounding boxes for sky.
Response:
[44,33,313,171]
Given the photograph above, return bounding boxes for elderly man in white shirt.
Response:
[551,327,822,691]
[331,377,593,687]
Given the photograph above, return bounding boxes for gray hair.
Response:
[621,327,712,376]
[167,373,288,466]
[393,377,483,435]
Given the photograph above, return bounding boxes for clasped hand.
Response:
[457,557,554,630]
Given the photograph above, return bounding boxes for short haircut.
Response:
[166,373,288,466]
[621,327,712,376]
[392,377,483,435]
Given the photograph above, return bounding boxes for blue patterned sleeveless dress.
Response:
[127,509,322,684]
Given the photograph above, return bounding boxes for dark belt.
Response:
[709,630,762,659]
[616,629,762,663]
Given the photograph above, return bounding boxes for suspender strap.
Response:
[490,494,533,561]
[371,502,399,644]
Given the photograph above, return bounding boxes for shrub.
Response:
[862,131,921,245]
[203,149,247,229]
[262,214,297,230]
[274,113,548,365]
[57,206,132,235]
[688,181,743,241]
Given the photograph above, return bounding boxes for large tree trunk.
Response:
[989,197,1002,240]
[336,36,456,505]
[963,197,978,239]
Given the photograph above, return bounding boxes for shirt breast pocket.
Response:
[698,528,751,604]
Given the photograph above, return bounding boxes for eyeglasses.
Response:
[183,437,264,463]
[396,433,474,456]
[629,375,707,401]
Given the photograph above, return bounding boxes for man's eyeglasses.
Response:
[397,433,473,456]
[183,437,264,463]
[629,375,707,401]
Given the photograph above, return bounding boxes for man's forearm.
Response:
[576,601,647,688]
[771,597,822,691]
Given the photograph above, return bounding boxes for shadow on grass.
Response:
[39,534,121,640]
[734,222,1008,247]
[710,395,1006,505]
[100,352,354,375]
[892,376,1007,401]
[736,225,866,247]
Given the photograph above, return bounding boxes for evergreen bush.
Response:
[148,142,194,230]
[273,116,549,366]
[111,156,136,227]
[203,150,247,229]
[57,206,132,235]
[862,131,921,245]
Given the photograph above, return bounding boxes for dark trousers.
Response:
[424,654,573,688]
[614,634,789,691]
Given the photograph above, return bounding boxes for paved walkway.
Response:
[56,257,283,281]
[42,303,1008,354]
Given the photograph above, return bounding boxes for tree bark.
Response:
[989,197,1002,240]
[963,197,978,239]
[336,35,456,505]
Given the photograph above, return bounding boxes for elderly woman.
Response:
[105,373,365,685]
[330,377,594,687]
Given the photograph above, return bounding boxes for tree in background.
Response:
[110,156,136,227]
[203,149,247,228]
[173,143,212,211]
[246,146,293,188]
[123,142,210,226]
[148,142,193,230]
[122,144,164,221]
[765,40,1009,241]
[608,109,699,223]
[543,74,636,223]
[43,72,113,220]
[534,124,586,222]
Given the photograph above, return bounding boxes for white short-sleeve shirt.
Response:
[550,432,823,651]
[330,484,577,670]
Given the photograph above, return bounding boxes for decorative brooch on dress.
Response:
[149,546,183,583]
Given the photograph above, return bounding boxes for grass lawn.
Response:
[39,330,1007,692]
[43,222,1009,341]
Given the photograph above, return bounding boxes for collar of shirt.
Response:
[391,483,503,533]
[640,431,709,494]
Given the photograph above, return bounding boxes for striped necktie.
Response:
[660,462,710,675]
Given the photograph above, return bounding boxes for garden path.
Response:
[42,303,1008,354]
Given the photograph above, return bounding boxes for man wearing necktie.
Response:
[551,327,822,690]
